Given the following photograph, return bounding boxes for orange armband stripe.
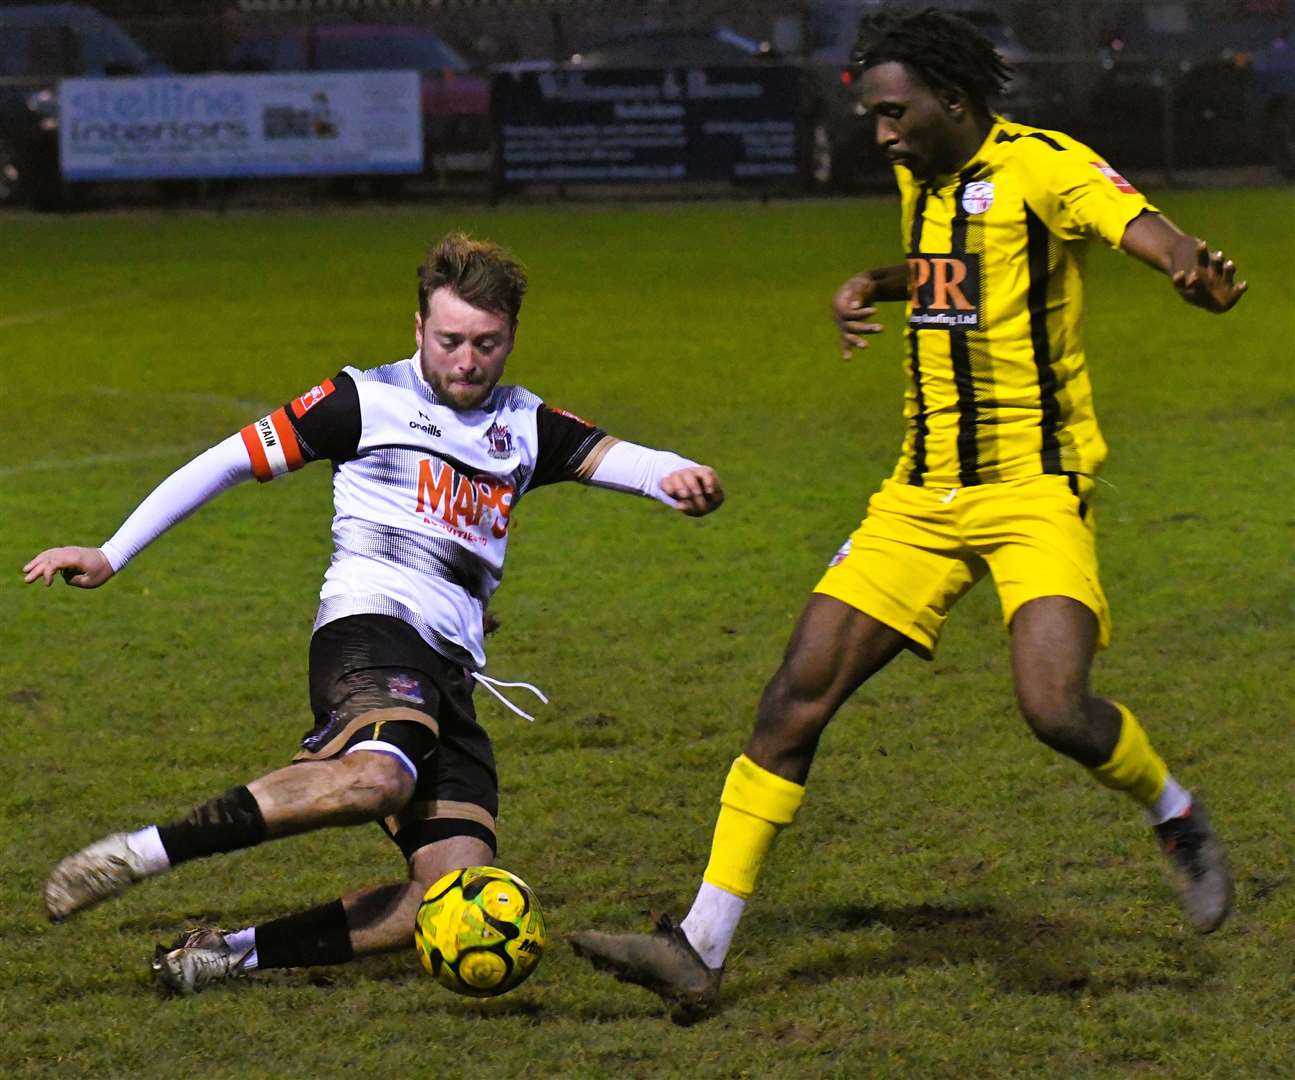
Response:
[270,407,304,471]
[240,422,273,482]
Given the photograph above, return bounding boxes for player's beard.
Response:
[420,359,499,410]
[433,373,495,411]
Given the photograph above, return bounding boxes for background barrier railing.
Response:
[2,2,1290,208]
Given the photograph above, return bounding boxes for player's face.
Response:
[861,61,965,180]
[416,287,515,411]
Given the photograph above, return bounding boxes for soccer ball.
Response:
[414,865,546,997]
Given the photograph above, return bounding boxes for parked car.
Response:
[0,2,168,206]
[227,24,491,176]
[1092,3,1294,170]
[1250,31,1295,176]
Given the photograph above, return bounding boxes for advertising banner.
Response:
[492,66,802,186]
[59,71,422,181]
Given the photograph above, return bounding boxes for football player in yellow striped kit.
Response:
[571,8,1247,1022]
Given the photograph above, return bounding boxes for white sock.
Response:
[1147,776,1193,825]
[127,826,172,875]
[223,927,258,971]
[680,882,745,970]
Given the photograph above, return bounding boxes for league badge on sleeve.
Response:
[291,379,336,418]
[1091,161,1139,194]
[549,406,594,427]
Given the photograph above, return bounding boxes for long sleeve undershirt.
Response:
[100,434,252,572]
[98,434,694,572]
[586,440,695,508]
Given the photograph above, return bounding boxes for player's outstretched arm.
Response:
[833,263,909,359]
[23,546,114,589]
[581,438,723,517]
[23,434,256,591]
[1120,212,1248,313]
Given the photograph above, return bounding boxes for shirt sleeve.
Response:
[529,404,610,489]
[587,440,697,507]
[1012,135,1158,249]
[237,371,361,482]
[100,433,254,572]
[100,375,362,571]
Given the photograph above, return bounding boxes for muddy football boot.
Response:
[151,928,252,995]
[1155,800,1234,933]
[44,832,154,922]
[569,914,722,1023]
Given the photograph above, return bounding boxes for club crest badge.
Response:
[485,420,514,459]
[387,673,425,705]
[961,180,994,214]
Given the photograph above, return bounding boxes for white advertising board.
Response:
[59,70,422,180]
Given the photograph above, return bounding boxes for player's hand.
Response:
[22,546,114,589]
[833,272,885,359]
[1173,240,1248,313]
[661,466,724,517]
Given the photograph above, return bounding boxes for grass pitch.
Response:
[1,188,1292,1078]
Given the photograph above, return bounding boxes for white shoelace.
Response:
[471,672,549,722]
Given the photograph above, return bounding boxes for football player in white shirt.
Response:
[24,232,723,994]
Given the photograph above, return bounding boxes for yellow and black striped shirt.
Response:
[892,116,1156,488]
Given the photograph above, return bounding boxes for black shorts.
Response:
[297,613,498,860]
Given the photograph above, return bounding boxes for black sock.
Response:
[255,899,355,970]
[157,785,267,867]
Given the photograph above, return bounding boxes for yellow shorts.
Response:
[814,474,1108,659]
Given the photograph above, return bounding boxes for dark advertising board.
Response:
[491,66,802,188]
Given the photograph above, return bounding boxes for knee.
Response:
[392,881,425,934]
[755,665,836,750]
[338,751,415,819]
[1015,681,1088,753]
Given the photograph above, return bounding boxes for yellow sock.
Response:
[1088,703,1169,806]
[700,754,806,899]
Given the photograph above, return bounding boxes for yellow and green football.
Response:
[414,865,545,997]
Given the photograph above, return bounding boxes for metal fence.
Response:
[105,4,1295,175]
[2,1,1290,208]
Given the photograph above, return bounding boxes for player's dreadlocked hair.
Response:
[418,231,528,325]
[851,8,1013,116]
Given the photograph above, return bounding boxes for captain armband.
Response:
[239,407,306,482]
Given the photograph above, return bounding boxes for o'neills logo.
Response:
[907,253,982,330]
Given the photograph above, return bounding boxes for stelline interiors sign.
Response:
[59,71,422,181]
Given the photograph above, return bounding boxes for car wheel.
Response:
[1270,98,1295,179]
[0,138,22,205]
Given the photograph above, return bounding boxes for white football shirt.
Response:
[240,354,607,668]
